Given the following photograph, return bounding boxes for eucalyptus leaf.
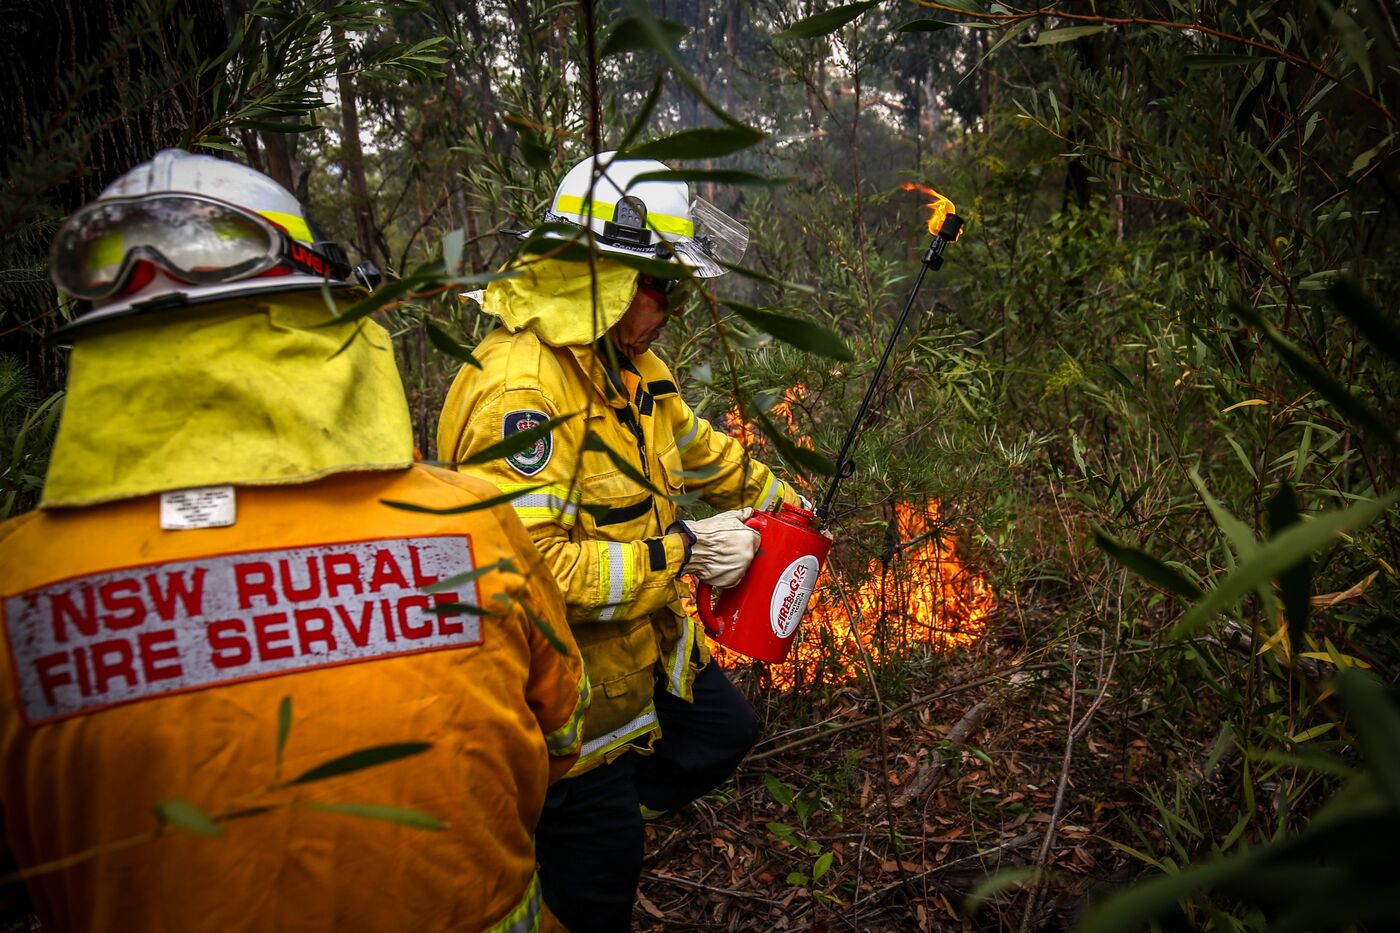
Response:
[625,125,765,160]
[724,302,854,361]
[1170,492,1398,639]
[630,169,787,187]
[283,742,434,786]
[896,20,956,33]
[297,802,446,830]
[1266,483,1312,655]
[156,799,223,837]
[425,321,481,368]
[380,487,540,517]
[460,414,577,467]
[599,15,688,56]
[422,557,520,594]
[1092,529,1203,601]
[752,408,836,475]
[275,696,292,778]
[1327,278,1400,367]
[774,0,881,40]
[1023,25,1111,46]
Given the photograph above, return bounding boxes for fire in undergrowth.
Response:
[707,389,994,689]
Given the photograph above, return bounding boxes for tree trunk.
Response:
[334,27,377,266]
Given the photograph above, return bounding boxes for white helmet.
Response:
[539,151,749,278]
[49,149,367,335]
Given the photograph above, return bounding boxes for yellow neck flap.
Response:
[482,256,638,347]
[42,293,414,508]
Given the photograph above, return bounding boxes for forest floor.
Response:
[637,606,1155,931]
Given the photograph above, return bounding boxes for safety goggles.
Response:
[50,194,351,301]
[637,274,694,312]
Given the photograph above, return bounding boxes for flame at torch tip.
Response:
[900,181,957,236]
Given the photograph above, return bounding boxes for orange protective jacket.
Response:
[0,466,587,933]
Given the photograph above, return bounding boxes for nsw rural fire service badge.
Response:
[503,410,552,476]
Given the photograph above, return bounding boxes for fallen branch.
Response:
[886,700,991,811]
[641,870,784,906]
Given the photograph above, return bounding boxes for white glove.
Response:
[799,495,814,512]
[678,508,760,588]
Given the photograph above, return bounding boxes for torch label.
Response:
[770,555,821,639]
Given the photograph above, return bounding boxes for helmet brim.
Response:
[50,274,361,341]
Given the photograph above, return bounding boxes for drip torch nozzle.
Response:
[814,191,964,527]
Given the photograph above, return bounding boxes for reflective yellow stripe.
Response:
[487,872,544,933]
[554,195,695,237]
[257,209,314,244]
[596,540,635,621]
[676,410,703,453]
[545,674,590,756]
[503,483,580,528]
[575,704,659,767]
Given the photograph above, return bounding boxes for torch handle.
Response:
[815,236,940,527]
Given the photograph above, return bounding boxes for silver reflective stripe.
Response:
[508,488,580,527]
[676,411,702,452]
[597,541,627,621]
[666,618,694,697]
[488,872,543,933]
[578,705,660,760]
[755,473,779,511]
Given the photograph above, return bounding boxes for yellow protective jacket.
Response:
[0,297,586,933]
[438,327,796,774]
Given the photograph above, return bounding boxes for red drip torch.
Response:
[698,187,964,663]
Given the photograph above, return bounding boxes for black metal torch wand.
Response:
[814,209,964,528]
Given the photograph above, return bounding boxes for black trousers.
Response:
[535,661,760,932]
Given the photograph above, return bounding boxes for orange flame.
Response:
[900,182,958,237]
[707,389,993,690]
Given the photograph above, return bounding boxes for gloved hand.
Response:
[799,495,814,512]
[676,508,760,588]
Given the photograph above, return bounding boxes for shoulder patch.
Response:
[503,409,553,476]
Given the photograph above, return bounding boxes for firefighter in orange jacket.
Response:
[0,149,587,933]
[438,152,805,931]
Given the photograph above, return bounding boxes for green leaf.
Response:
[380,487,540,517]
[156,799,223,837]
[786,871,810,886]
[418,558,519,595]
[429,602,496,616]
[751,408,837,476]
[625,125,766,160]
[517,132,552,171]
[1233,301,1397,449]
[599,15,689,56]
[1092,529,1203,600]
[1266,483,1312,655]
[896,20,956,32]
[1022,25,1110,46]
[1348,133,1393,176]
[765,774,795,807]
[284,742,433,786]
[1327,278,1400,367]
[1188,468,1258,557]
[1077,850,1263,933]
[441,228,465,275]
[1170,492,1398,639]
[616,76,664,152]
[235,119,320,133]
[965,866,1040,912]
[775,0,881,40]
[718,260,816,294]
[630,169,788,188]
[297,802,446,830]
[582,434,665,495]
[812,850,834,882]
[724,302,854,361]
[275,696,292,779]
[334,269,513,325]
[425,321,481,368]
[1330,10,1373,91]
[622,0,752,129]
[460,414,578,467]
[1335,670,1400,810]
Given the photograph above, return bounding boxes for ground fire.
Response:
[707,390,993,689]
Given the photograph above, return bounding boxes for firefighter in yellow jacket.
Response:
[438,152,804,931]
[0,150,587,933]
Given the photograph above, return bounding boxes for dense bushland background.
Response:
[1,1,1396,929]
